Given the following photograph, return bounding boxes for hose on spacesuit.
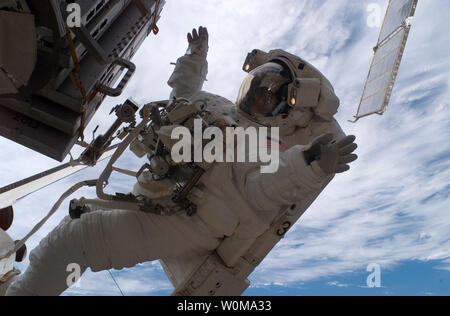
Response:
[96,104,152,202]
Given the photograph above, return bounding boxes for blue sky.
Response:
[244,260,450,296]
[1,0,449,296]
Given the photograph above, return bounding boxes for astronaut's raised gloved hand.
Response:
[304,134,358,174]
[186,26,209,57]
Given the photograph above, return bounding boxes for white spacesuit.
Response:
[5,27,357,296]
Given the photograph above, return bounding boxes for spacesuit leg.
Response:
[6,209,221,296]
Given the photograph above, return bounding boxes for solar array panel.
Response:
[354,0,418,121]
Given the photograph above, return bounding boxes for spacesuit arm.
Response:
[167,54,208,99]
[240,146,332,212]
[167,27,209,99]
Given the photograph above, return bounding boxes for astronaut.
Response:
[4,26,357,296]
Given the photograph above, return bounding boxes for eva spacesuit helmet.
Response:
[236,61,292,117]
[237,49,340,128]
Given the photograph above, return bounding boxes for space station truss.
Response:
[353,0,418,121]
[0,0,165,161]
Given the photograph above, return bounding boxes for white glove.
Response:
[304,133,358,174]
[186,26,209,58]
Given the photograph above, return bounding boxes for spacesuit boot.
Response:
[0,271,20,296]
[0,228,20,296]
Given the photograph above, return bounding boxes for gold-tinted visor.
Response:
[237,62,291,117]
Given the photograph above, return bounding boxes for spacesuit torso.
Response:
[131,53,346,288]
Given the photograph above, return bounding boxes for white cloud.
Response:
[327,281,350,288]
